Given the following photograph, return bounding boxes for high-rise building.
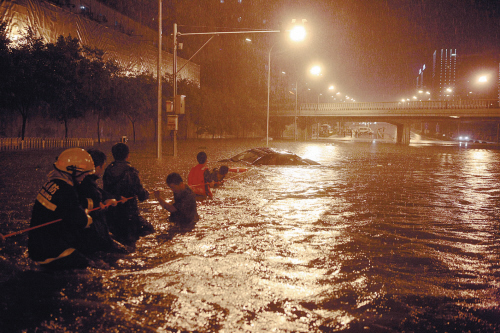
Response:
[432,49,457,100]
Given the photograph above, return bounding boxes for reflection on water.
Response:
[1,139,499,332]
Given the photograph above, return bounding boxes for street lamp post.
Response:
[166,23,305,154]
[267,24,306,147]
[295,80,298,141]
[157,0,162,160]
[266,43,277,147]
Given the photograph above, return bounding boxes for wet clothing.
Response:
[169,186,199,225]
[103,160,152,243]
[28,171,93,268]
[76,174,117,254]
[188,164,212,198]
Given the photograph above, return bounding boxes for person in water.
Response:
[28,148,96,269]
[154,172,199,226]
[205,165,229,189]
[188,151,212,199]
[103,143,153,245]
[77,149,128,254]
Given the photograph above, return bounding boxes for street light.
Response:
[267,24,306,147]
[164,24,284,159]
[310,66,321,76]
[157,0,162,159]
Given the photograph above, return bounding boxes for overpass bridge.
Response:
[273,99,500,144]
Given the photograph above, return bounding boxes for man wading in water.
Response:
[154,172,199,226]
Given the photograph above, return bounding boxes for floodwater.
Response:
[0,138,499,332]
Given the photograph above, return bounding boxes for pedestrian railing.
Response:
[0,138,106,151]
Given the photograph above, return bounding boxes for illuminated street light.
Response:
[168,24,285,158]
[267,22,306,146]
[310,66,321,76]
[478,75,487,83]
[289,25,306,42]
[329,85,335,91]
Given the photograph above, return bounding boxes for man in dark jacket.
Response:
[103,143,153,245]
[29,148,96,269]
[77,149,128,254]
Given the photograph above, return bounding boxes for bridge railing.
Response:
[299,99,499,111]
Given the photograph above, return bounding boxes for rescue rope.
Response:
[0,196,133,243]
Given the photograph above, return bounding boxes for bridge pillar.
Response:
[396,123,411,145]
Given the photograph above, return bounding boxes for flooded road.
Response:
[1,139,499,332]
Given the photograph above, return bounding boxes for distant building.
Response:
[0,0,200,84]
[432,49,457,100]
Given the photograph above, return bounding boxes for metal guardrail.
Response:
[299,99,499,111]
[0,138,104,151]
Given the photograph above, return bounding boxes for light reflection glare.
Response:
[300,145,322,161]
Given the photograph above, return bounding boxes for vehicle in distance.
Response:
[219,147,320,166]
[356,126,374,136]
[319,124,333,137]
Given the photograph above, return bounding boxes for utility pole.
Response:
[156,0,162,159]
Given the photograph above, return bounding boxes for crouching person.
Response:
[28,148,96,270]
[154,173,200,226]
[205,165,229,189]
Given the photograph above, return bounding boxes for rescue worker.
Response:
[77,149,128,254]
[103,143,153,245]
[154,172,200,226]
[28,148,96,270]
[188,151,212,199]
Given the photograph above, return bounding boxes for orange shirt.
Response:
[188,164,212,197]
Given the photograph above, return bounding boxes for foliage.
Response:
[40,35,88,138]
[2,27,47,139]
[0,24,268,140]
[80,46,121,142]
[113,73,157,142]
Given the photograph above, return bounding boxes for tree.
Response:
[3,27,46,139]
[177,78,201,139]
[41,35,87,138]
[114,73,156,142]
[0,22,12,135]
[80,46,120,143]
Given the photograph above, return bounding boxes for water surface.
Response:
[0,139,499,332]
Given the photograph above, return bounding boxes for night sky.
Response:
[116,0,500,102]
[272,0,500,102]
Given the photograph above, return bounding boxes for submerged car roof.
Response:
[250,147,294,155]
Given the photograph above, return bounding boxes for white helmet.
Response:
[54,148,95,177]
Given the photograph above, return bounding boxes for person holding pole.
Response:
[28,148,97,270]
[103,143,153,245]
[154,172,199,226]
[77,149,128,254]
[188,151,212,199]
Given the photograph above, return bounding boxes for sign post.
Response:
[167,115,178,157]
